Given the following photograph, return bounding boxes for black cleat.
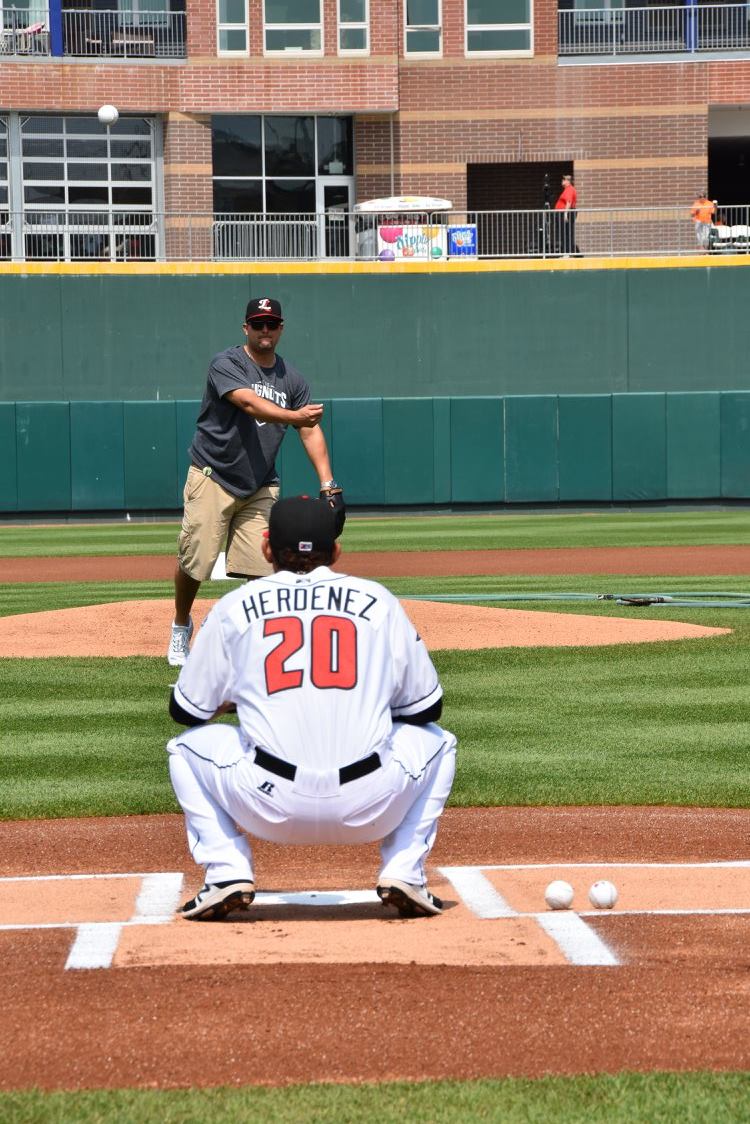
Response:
[376,879,443,917]
[179,879,255,921]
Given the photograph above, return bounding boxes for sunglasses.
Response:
[247,318,282,330]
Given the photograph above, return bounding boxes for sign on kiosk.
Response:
[376,224,448,260]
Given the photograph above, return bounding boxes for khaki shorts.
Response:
[178,466,280,582]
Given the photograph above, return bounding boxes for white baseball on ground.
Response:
[97,104,119,126]
[588,879,618,909]
[544,879,574,910]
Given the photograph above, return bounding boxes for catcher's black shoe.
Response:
[179,879,255,921]
[376,879,443,918]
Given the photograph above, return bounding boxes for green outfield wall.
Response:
[2,392,749,513]
[0,263,749,401]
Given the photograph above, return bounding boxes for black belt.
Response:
[254,746,381,785]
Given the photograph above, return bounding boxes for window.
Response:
[338,0,368,54]
[264,0,322,54]
[212,114,353,212]
[19,115,157,260]
[465,0,532,55]
[212,114,351,260]
[405,0,441,55]
[217,0,248,54]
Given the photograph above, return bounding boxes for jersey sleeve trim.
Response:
[391,681,442,719]
[173,681,217,721]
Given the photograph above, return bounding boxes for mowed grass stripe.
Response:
[2,508,750,555]
[1,573,748,618]
[1,618,747,817]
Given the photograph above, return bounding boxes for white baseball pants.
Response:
[166,721,456,888]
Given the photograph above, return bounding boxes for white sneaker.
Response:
[167,617,193,667]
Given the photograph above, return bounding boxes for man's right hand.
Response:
[293,403,324,428]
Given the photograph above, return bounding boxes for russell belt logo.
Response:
[258,780,275,795]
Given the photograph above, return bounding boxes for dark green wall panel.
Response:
[558,395,612,501]
[16,402,71,511]
[612,394,667,500]
[277,402,333,498]
[70,402,125,509]
[505,395,558,503]
[383,398,435,504]
[666,393,721,499]
[0,278,62,399]
[432,398,452,504]
[450,398,504,503]
[628,270,750,392]
[329,398,384,505]
[4,391,750,514]
[0,405,18,510]
[58,276,249,401]
[4,265,747,403]
[175,400,201,506]
[123,402,178,509]
[720,392,750,497]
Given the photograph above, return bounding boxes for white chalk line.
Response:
[461,861,750,870]
[3,864,749,971]
[439,866,618,964]
[0,872,184,883]
[64,872,184,971]
[535,911,620,966]
[436,862,750,967]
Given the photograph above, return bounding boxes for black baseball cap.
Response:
[246,297,283,322]
[268,496,337,555]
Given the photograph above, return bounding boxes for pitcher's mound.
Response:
[0,599,730,657]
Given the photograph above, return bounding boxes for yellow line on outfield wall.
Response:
[1,255,750,276]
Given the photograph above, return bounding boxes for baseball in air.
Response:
[588,880,618,909]
[97,104,119,126]
[544,879,574,910]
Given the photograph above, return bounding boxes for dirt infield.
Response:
[4,542,750,583]
[3,808,750,1090]
[1,541,749,1091]
[0,597,730,657]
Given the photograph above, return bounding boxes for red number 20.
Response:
[264,615,358,695]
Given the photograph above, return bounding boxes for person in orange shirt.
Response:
[554,174,577,255]
[690,191,716,249]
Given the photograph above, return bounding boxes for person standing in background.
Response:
[690,191,716,249]
[554,174,578,256]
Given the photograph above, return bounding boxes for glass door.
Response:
[316,179,352,258]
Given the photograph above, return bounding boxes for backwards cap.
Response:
[268,496,337,555]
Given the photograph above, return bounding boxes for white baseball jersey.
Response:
[173,566,443,768]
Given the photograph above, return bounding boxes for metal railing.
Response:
[559,4,750,57]
[2,206,750,262]
[62,8,186,58]
[0,7,49,55]
[0,6,186,58]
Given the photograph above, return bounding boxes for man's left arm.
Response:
[297,424,346,533]
[297,422,333,485]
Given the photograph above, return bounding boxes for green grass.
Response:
[1,573,750,618]
[2,507,750,555]
[2,1072,750,1123]
[1,571,748,818]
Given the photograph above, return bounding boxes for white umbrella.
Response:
[354,195,453,213]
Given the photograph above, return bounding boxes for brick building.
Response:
[1,0,749,259]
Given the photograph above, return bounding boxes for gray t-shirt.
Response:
[189,345,312,498]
